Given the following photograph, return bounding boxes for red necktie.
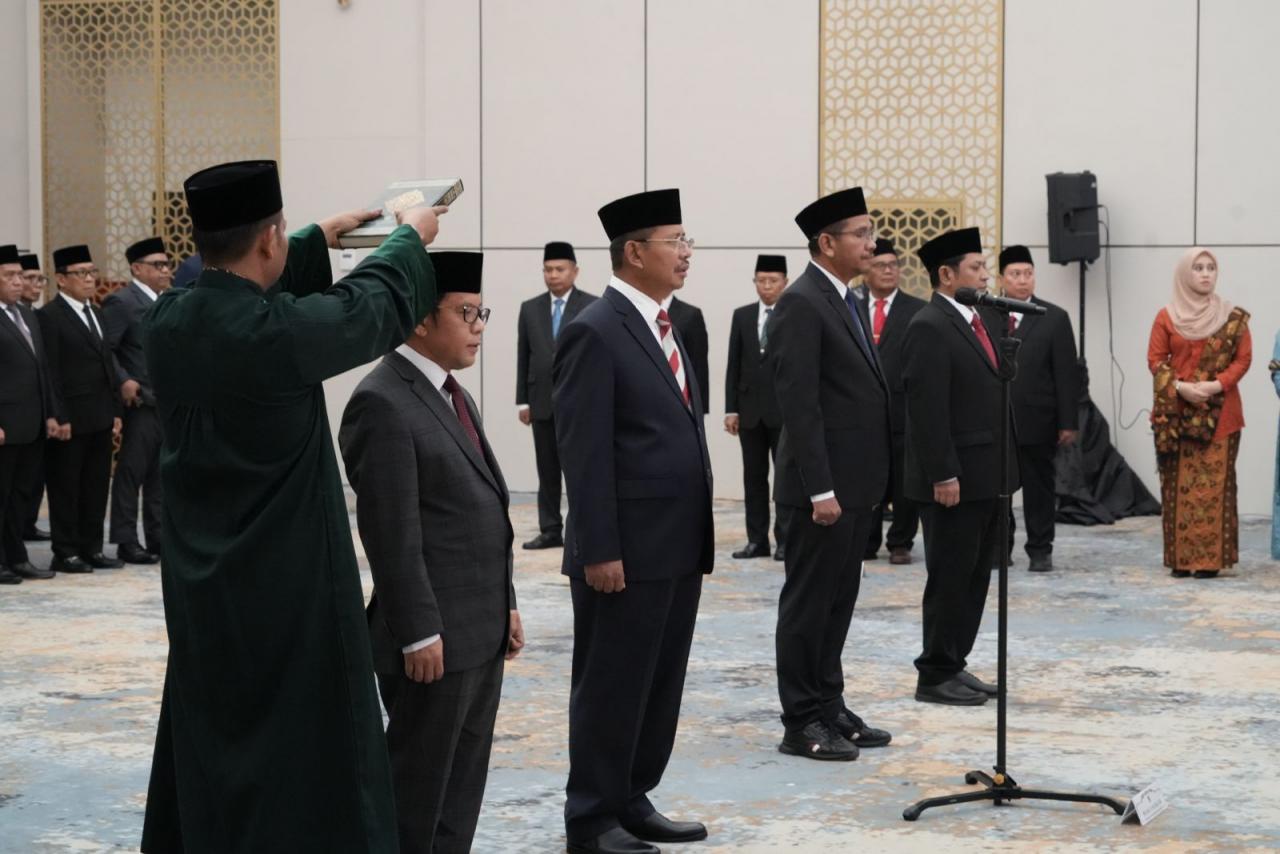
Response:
[873,298,887,344]
[442,374,484,456]
[970,314,997,367]
[656,309,691,405]
[1007,314,1016,336]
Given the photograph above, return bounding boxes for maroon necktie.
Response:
[442,374,484,456]
[1007,314,1016,336]
[970,314,997,367]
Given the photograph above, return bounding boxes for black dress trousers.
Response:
[110,405,164,550]
[866,434,918,556]
[775,504,872,730]
[531,417,564,536]
[0,441,43,565]
[45,428,113,559]
[1010,442,1057,557]
[914,498,1000,685]
[739,421,791,549]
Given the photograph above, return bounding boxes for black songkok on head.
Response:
[998,244,1034,272]
[794,187,868,238]
[597,189,682,241]
[52,244,93,269]
[543,241,576,263]
[872,238,897,257]
[126,236,167,264]
[754,254,787,274]
[916,227,983,273]
[184,160,283,232]
[429,251,484,294]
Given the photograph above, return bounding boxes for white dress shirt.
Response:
[867,286,899,316]
[59,291,103,337]
[392,343,456,654]
[132,279,159,302]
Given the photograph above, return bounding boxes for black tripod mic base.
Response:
[903,770,1127,821]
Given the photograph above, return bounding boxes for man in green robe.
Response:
[140,160,446,853]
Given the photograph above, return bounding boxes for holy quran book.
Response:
[336,178,464,249]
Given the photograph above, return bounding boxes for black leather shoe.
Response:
[118,543,160,565]
[915,677,988,706]
[732,541,770,559]
[23,526,51,542]
[623,811,708,843]
[52,555,93,574]
[1193,569,1219,579]
[778,720,859,761]
[773,543,786,561]
[1028,554,1053,572]
[12,561,55,580]
[0,566,22,585]
[522,532,564,550]
[889,547,912,565]
[1171,569,1191,578]
[832,708,892,748]
[82,552,124,569]
[954,670,997,696]
[566,827,658,854]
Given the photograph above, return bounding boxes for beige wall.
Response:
[7,0,1276,514]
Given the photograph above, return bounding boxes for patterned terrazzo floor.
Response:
[2,496,1278,853]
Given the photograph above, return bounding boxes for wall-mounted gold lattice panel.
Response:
[821,0,1002,264]
[867,199,963,298]
[41,0,279,286]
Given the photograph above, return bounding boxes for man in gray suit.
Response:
[340,251,524,854]
[101,236,171,564]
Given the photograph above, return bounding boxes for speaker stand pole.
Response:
[1077,258,1087,363]
[902,324,1125,824]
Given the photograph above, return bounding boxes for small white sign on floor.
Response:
[1121,783,1169,825]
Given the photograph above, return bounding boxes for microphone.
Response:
[955,287,1047,315]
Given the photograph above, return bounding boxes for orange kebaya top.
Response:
[1148,307,1252,438]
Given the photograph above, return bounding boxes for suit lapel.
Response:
[57,296,103,351]
[1015,300,1042,340]
[607,287,694,417]
[0,305,37,361]
[811,267,885,384]
[745,305,761,355]
[388,353,502,495]
[934,294,998,375]
[536,292,555,348]
[878,292,911,345]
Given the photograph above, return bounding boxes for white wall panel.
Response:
[1196,0,1280,244]
[480,0,644,248]
[1003,0,1198,247]
[646,0,819,248]
[0,2,29,247]
[424,0,482,249]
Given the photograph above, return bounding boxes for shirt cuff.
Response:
[516,405,530,413]
[810,491,836,502]
[402,634,441,654]
[934,478,958,486]
[725,412,738,417]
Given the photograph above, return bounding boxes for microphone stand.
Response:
[902,308,1126,823]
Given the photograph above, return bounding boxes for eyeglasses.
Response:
[22,273,48,284]
[869,260,900,272]
[134,259,173,271]
[635,236,695,250]
[455,305,491,325]
[61,268,99,280]
[827,227,878,243]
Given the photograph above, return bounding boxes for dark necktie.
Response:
[83,304,100,339]
[970,314,997,366]
[1007,314,1016,336]
[442,374,484,456]
[843,289,875,366]
[759,307,773,352]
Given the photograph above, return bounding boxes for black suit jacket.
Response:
[770,262,891,509]
[37,295,121,433]
[724,302,781,429]
[340,351,516,676]
[101,282,158,406]
[1009,296,1079,446]
[0,302,54,445]
[667,296,710,415]
[855,285,928,436]
[901,293,1020,503]
[553,285,714,581]
[516,287,596,421]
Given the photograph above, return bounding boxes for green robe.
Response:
[140,224,435,853]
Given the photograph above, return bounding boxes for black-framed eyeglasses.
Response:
[61,268,99,280]
[869,259,900,271]
[827,226,878,243]
[134,259,174,271]
[635,236,695,249]
[456,305,491,325]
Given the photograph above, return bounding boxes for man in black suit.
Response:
[516,241,596,550]
[38,245,123,574]
[555,189,712,854]
[341,251,523,854]
[102,237,172,565]
[998,245,1079,572]
[0,245,58,584]
[902,227,1018,706]
[725,254,792,561]
[665,295,709,416]
[770,188,893,761]
[855,239,927,565]
[17,252,51,543]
